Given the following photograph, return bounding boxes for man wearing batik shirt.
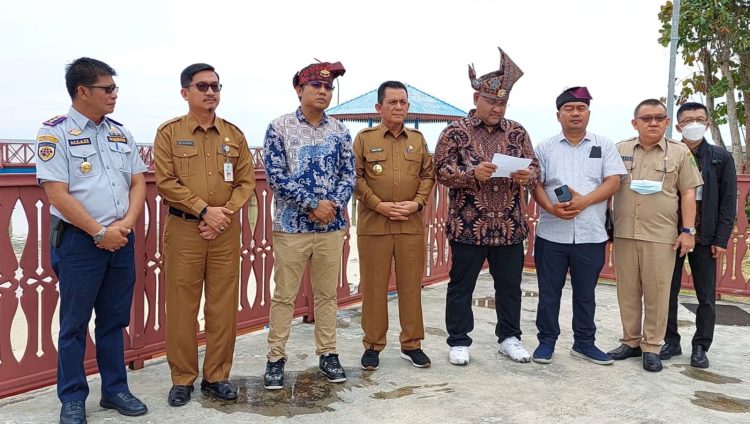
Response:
[434,47,539,366]
[262,61,355,390]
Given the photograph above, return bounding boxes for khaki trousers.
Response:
[267,230,346,361]
[358,234,425,351]
[164,214,240,385]
[613,237,676,353]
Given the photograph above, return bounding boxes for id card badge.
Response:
[223,162,234,182]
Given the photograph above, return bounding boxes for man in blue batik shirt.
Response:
[262,61,355,390]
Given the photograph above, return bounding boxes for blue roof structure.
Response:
[327,83,466,123]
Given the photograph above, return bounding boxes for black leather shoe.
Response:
[659,343,683,360]
[99,391,148,416]
[691,345,710,368]
[60,400,86,424]
[607,344,643,360]
[643,352,663,372]
[168,385,194,407]
[200,379,238,400]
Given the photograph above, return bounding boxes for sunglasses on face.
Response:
[86,84,119,94]
[636,115,668,124]
[306,80,335,91]
[185,82,223,92]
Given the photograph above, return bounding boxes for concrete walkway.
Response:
[2,272,750,423]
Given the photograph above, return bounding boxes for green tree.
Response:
[658,0,750,172]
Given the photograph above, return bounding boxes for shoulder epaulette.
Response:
[221,118,245,136]
[42,115,67,127]
[405,127,423,135]
[157,116,183,131]
[359,126,378,133]
[106,117,123,126]
[617,137,637,144]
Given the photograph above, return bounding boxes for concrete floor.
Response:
[2,271,750,423]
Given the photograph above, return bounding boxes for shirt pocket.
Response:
[70,145,101,178]
[585,157,603,183]
[364,151,387,179]
[654,159,678,194]
[173,145,198,177]
[107,141,133,173]
[404,151,421,176]
[217,143,240,169]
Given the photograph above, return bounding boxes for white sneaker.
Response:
[498,337,531,363]
[449,346,470,365]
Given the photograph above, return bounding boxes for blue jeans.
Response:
[534,237,605,347]
[52,227,136,402]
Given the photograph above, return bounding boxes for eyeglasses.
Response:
[306,80,335,91]
[185,82,222,92]
[87,85,119,94]
[636,114,668,124]
[678,117,708,125]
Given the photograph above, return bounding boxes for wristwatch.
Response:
[93,226,107,243]
[681,227,697,236]
[198,207,208,220]
[417,203,424,212]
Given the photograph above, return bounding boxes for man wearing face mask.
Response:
[660,102,736,369]
[607,99,702,372]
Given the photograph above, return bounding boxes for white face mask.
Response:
[681,122,707,141]
[630,179,663,195]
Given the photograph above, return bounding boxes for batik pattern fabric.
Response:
[433,110,539,246]
[263,107,355,233]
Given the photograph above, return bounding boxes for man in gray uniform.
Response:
[35,57,148,424]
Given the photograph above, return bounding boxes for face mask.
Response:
[630,179,663,195]
[681,122,707,141]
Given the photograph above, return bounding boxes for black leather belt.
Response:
[168,207,200,221]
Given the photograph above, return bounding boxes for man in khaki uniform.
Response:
[154,63,255,405]
[608,98,702,372]
[354,81,436,371]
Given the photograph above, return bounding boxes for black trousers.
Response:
[665,244,716,350]
[445,241,524,347]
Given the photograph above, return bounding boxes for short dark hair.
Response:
[65,57,116,100]
[377,81,408,104]
[180,63,219,87]
[676,102,709,121]
[633,98,666,118]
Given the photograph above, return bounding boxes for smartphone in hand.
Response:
[554,185,573,203]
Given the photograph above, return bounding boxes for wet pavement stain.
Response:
[691,391,750,413]
[197,368,373,417]
[681,303,750,326]
[425,326,448,337]
[673,364,742,384]
[370,383,451,400]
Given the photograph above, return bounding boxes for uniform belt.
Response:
[168,207,200,221]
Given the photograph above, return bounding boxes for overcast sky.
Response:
[0,0,692,147]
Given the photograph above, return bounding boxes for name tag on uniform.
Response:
[223,162,234,182]
[177,140,194,146]
[369,148,384,152]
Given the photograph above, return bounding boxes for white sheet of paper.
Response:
[490,153,532,178]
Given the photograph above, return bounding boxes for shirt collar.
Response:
[186,113,224,135]
[295,107,329,126]
[378,122,408,140]
[555,131,592,146]
[467,109,506,132]
[67,106,97,130]
[634,137,668,151]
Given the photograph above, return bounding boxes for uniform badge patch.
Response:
[69,138,92,146]
[38,142,56,161]
[37,135,59,143]
[689,154,698,167]
[68,129,82,136]
[107,136,127,143]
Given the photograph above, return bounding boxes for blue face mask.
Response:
[630,179,663,195]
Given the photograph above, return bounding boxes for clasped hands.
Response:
[549,187,590,220]
[198,206,234,240]
[375,201,419,220]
